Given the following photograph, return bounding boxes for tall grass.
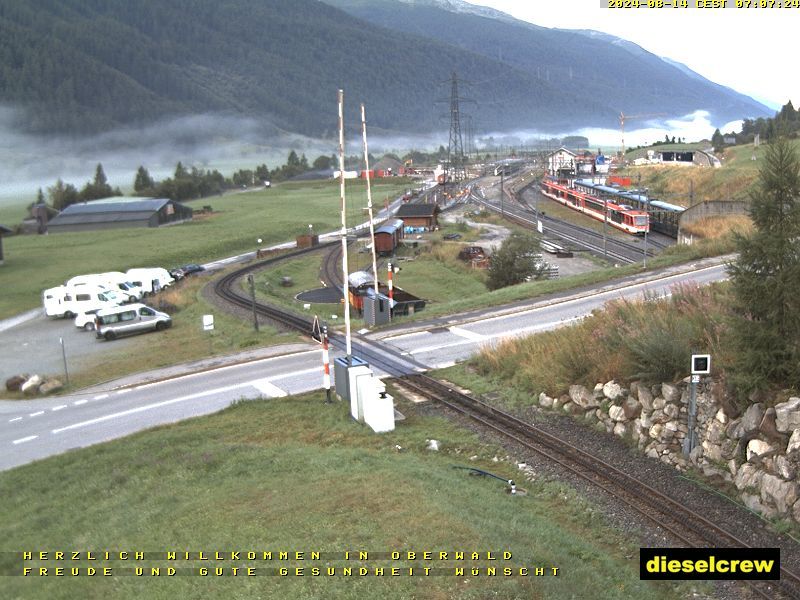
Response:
[473,283,734,397]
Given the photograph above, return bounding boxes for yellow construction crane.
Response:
[619,112,667,159]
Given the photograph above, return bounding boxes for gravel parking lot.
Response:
[0,311,136,384]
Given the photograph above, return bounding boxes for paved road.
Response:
[0,256,729,471]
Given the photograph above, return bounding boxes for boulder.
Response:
[651,409,670,424]
[702,440,723,462]
[747,439,776,462]
[637,385,654,411]
[613,422,627,437]
[538,393,553,408]
[593,383,605,399]
[563,402,583,416]
[775,397,800,433]
[426,439,440,451]
[720,439,739,461]
[734,463,764,491]
[775,456,796,481]
[726,417,743,440]
[5,375,27,392]
[652,397,666,411]
[623,397,641,420]
[741,493,776,519]
[759,408,788,443]
[38,379,63,395]
[649,423,664,440]
[608,405,626,422]
[794,499,800,524]
[569,385,598,409]
[21,374,42,395]
[705,420,726,445]
[602,380,623,401]
[663,403,680,420]
[787,429,800,454]
[715,408,728,424]
[727,459,738,477]
[741,403,765,435]
[760,474,798,514]
[661,383,681,404]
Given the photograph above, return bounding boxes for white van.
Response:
[94,304,172,341]
[43,286,69,318]
[125,268,175,296]
[66,275,138,303]
[95,272,143,300]
[74,308,102,331]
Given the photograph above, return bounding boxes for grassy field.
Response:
[0,179,412,320]
[0,390,695,600]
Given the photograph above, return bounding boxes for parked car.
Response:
[168,267,185,280]
[180,263,206,276]
[74,309,101,331]
[95,304,172,341]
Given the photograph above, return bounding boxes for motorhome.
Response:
[125,268,174,296]
[42,285,118,318]
[94,304,171,341]
[66,274,138,302]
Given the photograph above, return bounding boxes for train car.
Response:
[539,178,649,235]
[573,179,684,237]
[347,271,426,316]
[374,219,404,256]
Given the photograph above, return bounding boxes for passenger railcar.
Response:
[539,178,649,235]
[573,179,684,238]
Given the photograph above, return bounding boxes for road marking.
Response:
[13,435,37,445]
[117,389,131,395]
[94,394,109,401]
[29,411,44,417]
[268,366,320,382]
[131,349,321,392]
[250,379,288,398]
[51,382,252,435]
[52,405,67,411]
[449,327,487,342]
[9,417,22,423]
[74,400,88,405]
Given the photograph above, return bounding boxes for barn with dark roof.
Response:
[47,197,193,233]
[395,203,440,229]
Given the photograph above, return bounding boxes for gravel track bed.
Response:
[412,395,800,600]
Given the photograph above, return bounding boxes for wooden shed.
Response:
[395,204,440,229]
[373,218,404,255]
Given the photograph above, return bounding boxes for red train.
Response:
[539,178,649,235]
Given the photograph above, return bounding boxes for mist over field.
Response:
[0,105,734,209]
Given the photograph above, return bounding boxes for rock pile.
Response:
[5,374,64,395]
[538,380,800,523]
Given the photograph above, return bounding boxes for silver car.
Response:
[95,304,172,341]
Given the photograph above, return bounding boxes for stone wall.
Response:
[538,379,800,523]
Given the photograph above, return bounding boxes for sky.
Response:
[473,0,798,111]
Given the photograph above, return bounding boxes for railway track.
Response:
[399,374,800,600]
[212,243,800,599]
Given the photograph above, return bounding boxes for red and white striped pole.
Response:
[322,325,332,403]
[387,262,394,321]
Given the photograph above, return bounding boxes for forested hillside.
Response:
[0,0,770,137]
[0,0,600,136]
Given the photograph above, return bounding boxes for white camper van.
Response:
[66,275,137,302]
[42,285,118,318]
[125,268,174,296]
[96,272,143,301]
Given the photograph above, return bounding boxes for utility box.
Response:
[361,378,395,433]
[363,293,391,327]
[334,356,370,412]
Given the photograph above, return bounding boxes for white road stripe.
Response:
[29,411,44,417]
[51,382,253,434]
[250,379,288,398]
[116,389,131,395]
[52,405,67,411]
[268,366,321,382]
[93,394,109,400]
[8,417,22,423]
[74,400,88,405]
[13,435,38,445]
[449,326,487,342]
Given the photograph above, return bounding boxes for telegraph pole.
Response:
[446,72,467,184]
